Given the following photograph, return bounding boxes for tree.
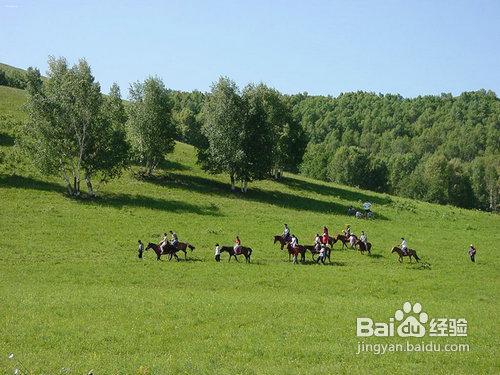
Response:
[22,57,129,196]
[127,77,175,175]
[200,77,245,190]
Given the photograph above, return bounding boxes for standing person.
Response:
[160,232,169,254]
[234,236,241,254]
[401,238,408,255]
[468,244,476,263]
[322,226,329,245]
[316,244,326,264]
[169,230,179,248]
[138,240,144,259]
[214,243,221,262]
[283,224,290,242]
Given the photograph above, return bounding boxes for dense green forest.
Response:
[170,89,499,211]
[1,62,499,210]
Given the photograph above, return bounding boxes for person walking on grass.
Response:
[138,240,144,259]
[214,243,221,262]
[468,244,476,263]
[316,244,326,264]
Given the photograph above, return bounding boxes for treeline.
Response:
[0,64,29,89]
[18,57,304,196]
[8,57,500,210]
[294,92,499,211]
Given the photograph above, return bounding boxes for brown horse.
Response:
[146,242,181,261]
[303,244,331,263]
[391,246,420,263]
[173,242,196,259]
[286,243,307,264]
[273,235,290,250]
[355,240,372,255]
[334,234,350,249]
[220,245,252,263]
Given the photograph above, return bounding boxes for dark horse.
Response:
[303,244,331,263]
[273,235,290,250]
[146,242,180,261]
[286,243,307,264]
[355,240,372,255]
[220,246,252,263]
[391,246,420,263]
[173,241,196,259]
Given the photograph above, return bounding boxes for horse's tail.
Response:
[188,244,195,251]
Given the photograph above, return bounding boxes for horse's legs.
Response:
[183,249,187,259]
[174,253,179,262]
[228,254,231,262]
[234,254,239,262]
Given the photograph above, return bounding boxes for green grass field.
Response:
[0,85,499,374]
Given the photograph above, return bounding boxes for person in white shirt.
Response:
[160,233,168,254]
[360,231,367,245]
[314,234,321,251]
[401,238,408,255]
[214,243,221,262]
[290,234,298,248]
[283,224,290,241]
[138,240,144,259]
[316,244,326,264]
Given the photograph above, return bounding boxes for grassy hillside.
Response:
[0,86,499,373]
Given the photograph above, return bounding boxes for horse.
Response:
[355,240,372,255]
[286,243,307,264]
[334,234,352,249]
[303,244,331,263]
[391,246,420,263]
[172,241,196,259]
[219,245,252,263]
[273,235,290,250]
[145,242,181,261]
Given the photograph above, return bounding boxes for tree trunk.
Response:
[242,180,248,193]
[85,174,95,197]
[73,176,80,196]
[230,174,236,191]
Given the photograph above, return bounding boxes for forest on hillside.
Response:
[169,89,500,211]
[1,62,499,211]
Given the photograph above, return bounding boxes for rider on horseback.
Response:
[322,226,329,244]
[234,236,242,254]
[344,225,351,237]
[169,230,179,248]
[290,234,298,249]
[283,224,291,242]
[160,232,168,254]
[401,238,408,255]
[314,233,321,251]
[360,231,367,246]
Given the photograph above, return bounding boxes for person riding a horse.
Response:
[322,226,329,244]
[160,232,169,254]
[360,231,367,246]
[401,238,408,255]
[169,230,179,248]
[344,225,351,237]
[283,224,291,242]
[290,234,299,250]
[234,236,242,255]
[314,233,321,251]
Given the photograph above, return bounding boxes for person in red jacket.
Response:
[322,226,329,244]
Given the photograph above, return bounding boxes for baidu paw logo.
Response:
[395,301,428,337]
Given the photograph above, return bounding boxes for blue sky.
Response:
[1,0,499,97]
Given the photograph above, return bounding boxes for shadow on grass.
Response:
[300,260,347,266]
[0,132,15,146]
[368,253,384,259]
[278,176,392,206]
[144,172,389,218]
[0,174,221,216]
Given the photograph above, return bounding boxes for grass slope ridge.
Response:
[0,81,499,374]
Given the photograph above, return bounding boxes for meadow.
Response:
[0,85,499,374]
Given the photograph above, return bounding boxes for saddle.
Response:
[234,246,242,255]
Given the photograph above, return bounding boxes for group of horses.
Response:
[273,233,372,264]
[143,231,420,264]
[273,233,420,264]
[145,241,253,263]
